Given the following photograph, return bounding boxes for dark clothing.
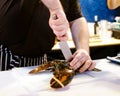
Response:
[116,7,120,16]
[0,0,55,57]
[0,0,82,71]
[0,0,82,57]
[0,45,48,70]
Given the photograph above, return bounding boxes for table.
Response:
[52,38,120,50]
[0,59,120,96]
[51,38,120,59]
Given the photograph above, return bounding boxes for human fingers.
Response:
[51,12,69,27]
[88,61,96,71]
[70,57,80,70]
[49,14,69,40]
[57,34,68,40]
[52,24,68,34]
[79,60,94,73]
[50,23,68,40]
[70,54,85,70]
[51,18,67,26]
[70,51,88,67]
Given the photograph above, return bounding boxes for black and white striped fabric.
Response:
[0,44,48,71]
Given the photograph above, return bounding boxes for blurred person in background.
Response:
[107,0,120,9]
[107,0,120,16]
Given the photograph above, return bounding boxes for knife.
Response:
[52,14,72,61]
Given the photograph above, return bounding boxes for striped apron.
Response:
[0,44,48,71]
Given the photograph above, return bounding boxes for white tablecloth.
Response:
[0,59,120,96]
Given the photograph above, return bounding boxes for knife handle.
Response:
[52,14,58,20]
[52,14,66,41]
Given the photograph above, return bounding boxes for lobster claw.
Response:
[50,68,75,88]
[29,63,51,74]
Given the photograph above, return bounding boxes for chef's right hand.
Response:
[49,10,69,41]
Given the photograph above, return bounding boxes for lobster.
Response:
[29,60,75,88]
[29,60,101,89]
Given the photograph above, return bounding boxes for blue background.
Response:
[79,0,118,22]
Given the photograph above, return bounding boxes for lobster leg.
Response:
[29,63,51,74]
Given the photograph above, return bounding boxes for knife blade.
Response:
[59,40,72,61]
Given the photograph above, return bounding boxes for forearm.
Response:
[69,18,95,73]
[70,17,90,54]
[41,0,63,12]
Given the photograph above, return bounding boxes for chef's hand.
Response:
[49,10,69,41]
[70,49,96,73]
[41,0,69,40]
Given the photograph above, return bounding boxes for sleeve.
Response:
[66,0,83,22]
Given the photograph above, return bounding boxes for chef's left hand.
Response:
[70,49,96,73]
